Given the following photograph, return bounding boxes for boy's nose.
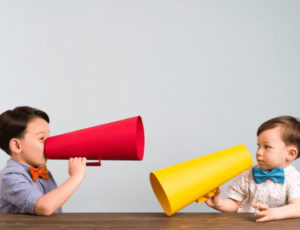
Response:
[256,148,262,156]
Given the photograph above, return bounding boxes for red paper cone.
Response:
[44,116,145,166]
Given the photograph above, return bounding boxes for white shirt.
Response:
[226,164,300,212]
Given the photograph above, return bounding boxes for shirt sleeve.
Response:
[1,171,44,214]
[226,169,250,202]
[287,172,300,203]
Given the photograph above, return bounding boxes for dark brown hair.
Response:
[0,106,49,155]
[257,116,300,159]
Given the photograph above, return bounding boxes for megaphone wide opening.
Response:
[150,173,172,216]
[136,116,145,161]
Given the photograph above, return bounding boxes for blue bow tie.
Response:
[252,167,285,184]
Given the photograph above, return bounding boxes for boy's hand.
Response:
[68,157,86,181]
[251,203,275,222]
[205,189,222,209]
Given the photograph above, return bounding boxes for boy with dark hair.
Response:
[205,116,300,222]
[0,106,86,216]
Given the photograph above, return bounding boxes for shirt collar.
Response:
[8,159,31,174]
[7,159,44,175]
[254,163,292,173]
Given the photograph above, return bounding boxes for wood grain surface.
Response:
[0,213,299,230]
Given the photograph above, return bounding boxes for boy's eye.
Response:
[264,145,270,149]
[40,137,44,140]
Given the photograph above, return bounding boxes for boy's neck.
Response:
[282,161,292,169]
[10,155,40,168]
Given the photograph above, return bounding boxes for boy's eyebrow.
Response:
[262,141,272,144]
[257,140,272,144]
[35,131,46,135]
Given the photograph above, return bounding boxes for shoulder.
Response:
[285,165,300,176]
[0,160,26,175]
[285,165,300,181]
[232,165,254,183]
[0,160,32,184]
[239,165,254,178]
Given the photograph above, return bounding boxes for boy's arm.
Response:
[205,189,242,212]
[206,168,249,212]
[252,198,300,222]
[34,157,86,216]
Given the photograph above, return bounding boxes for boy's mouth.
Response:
[257,160,264,164]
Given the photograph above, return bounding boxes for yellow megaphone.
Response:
[150,144,253,216]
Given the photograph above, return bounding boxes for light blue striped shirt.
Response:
[0,159,63,214]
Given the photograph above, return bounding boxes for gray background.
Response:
[0,0,300,213]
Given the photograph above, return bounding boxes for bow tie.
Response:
[29,165,49,182]
[252,167,285,184]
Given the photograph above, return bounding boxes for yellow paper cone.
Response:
[150,144,253,216]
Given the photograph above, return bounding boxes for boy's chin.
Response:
[258,163,270,170]
[35,159,47,167]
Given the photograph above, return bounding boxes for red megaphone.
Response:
[44,116,145,166]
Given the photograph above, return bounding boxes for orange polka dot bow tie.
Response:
[29,165,49,182]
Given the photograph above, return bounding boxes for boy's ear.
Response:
[9,138,22,154]
[286,146,298,161]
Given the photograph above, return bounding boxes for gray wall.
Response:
[1,0,300,213]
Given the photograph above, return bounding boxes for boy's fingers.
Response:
[258,204,268,210]
[69,157,87,165]
[254,203,268,210]
[251,203,263,208]
[256,216,268,223]
[205,199,214,207]
[206,188,221,198]
[255,211,266,217]
[212,196,220,203]
[215,189,222,196]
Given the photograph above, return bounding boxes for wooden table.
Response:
[0,213,299,229]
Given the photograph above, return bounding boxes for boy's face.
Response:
[18,118,49,167]
[256,126,291,170]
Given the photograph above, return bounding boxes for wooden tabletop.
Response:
[0,213,300,230]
